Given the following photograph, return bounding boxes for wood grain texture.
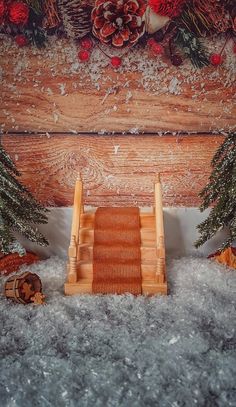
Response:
[0,42,235,133]
[2,134,224,207]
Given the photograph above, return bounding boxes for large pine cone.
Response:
[92,0,146,47]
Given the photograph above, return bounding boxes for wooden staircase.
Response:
[64,175,167,296]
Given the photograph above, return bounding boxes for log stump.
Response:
[0,252,39,276]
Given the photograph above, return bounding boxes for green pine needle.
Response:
[25,0,43,16]
[195,133,236,250]
[174,28,209,68]
[0,144,49,255]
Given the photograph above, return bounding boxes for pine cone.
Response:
[43,0,61,29]
[92,0,146,47]
[58,0,93,39]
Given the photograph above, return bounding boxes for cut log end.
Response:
[0,252,40,276]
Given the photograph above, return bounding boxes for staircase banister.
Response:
[67,175,83,283]
[154,174,166,283]
[71,175,83,244]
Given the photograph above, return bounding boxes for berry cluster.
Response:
[78,37,93,62]
[78,37,122,68]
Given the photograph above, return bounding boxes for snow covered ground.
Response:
[0,257,235,407]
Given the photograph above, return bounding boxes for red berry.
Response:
[80,37,93,50]
[15,34,28,47]
[9,2,29,25]
[111,56,122,68]
[78,50,90,62]
[152,42,164,55]
[210,53,223,66]
[147,38,156,47]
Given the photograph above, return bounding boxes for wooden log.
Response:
[0,252,39,275]
[0,42,235,133]
[2,134,224,207]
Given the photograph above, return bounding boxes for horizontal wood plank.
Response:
[0,40,235,133]
[2,134,224,207]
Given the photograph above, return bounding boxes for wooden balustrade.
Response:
[154,174,166,284]
[67,175,83,283]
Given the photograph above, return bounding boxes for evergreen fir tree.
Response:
[0,144,48,255]
[195,133,236,250]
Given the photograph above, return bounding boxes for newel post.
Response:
[67,174,83,284]
[154,174,166,284]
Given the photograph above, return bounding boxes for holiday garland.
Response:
[0,0,235,67]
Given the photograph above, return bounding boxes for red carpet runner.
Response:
[92,207,142,294]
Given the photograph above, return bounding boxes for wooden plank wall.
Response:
[2,134,224,207]
[0,44,235,207]
[0,43,235,134]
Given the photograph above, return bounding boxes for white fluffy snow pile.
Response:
[0,257,235,407]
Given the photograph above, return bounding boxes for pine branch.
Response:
[0,144,49,254]
[199,135,236,209]
[0,163,28,194]
[25,25,46,48]
[0,216,25,255]
[195,133,236,250]
[0,146,19,176]
[0,190,48,225]
[24,7,46,48]
[174,27,209,68]
[179,4,213,36]
[25,0,43,16]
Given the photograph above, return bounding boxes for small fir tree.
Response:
[195,133,236,250]
[0,144,48,255]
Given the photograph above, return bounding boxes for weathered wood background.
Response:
[0,44,235,207]
[0,47,235,133]
[2,134,224,207]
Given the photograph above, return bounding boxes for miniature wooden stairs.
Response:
[64,174,167,296]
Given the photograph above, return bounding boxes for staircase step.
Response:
[79,227,156,246]
[80,212,155,229]
[78,245,157,263]
[77,261,157,280]
[65,278,167,296]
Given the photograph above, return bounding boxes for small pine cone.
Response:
[43,0,61,29]
[92,0,146,47]
[58,0,93,39]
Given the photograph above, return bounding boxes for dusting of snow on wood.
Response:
[0,35,235,134]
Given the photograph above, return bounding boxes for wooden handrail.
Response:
[68,174,83,283]
[71,175,83,243]
[154,174,166,284]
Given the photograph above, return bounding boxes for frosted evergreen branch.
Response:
[195,133,236,250]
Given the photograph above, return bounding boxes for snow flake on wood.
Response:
[0,34,235,133]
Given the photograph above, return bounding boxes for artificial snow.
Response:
[0,256,236,406]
